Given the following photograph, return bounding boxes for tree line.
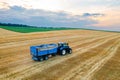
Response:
[0,22,74,29]
[0,22,33,27]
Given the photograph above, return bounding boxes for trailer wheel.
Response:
[44,55,48,60]
[39,57,44,61]
[61,50,66,55]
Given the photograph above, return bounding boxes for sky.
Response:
[0,0,120,31]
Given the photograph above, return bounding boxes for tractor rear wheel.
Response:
[68,49,72,54]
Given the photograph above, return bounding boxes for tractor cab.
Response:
[58,42,69,47]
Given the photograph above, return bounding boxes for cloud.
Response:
[0,6,98,28]
[82,13,105,17]
[0,2,10,9]
[10,6,25,11]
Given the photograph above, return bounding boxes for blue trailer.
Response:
[30,42,72,61]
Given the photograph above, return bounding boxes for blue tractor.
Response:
[30,42,72,61]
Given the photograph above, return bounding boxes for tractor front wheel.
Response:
[61,50,66,55]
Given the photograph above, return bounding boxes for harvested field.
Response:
[0,28,21,37]
[0,28,120,80]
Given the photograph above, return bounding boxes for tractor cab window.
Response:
[58,43,68,47]
[63,43,68,46]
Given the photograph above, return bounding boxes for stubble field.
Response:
[0,28,120,80]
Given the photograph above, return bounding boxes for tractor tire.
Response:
[68,49,72,54]
[61,49,66,55]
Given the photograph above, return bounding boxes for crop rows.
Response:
[0,29,120,80]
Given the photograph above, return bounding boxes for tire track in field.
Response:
[2,36,118,80]
[0,35,79,49]
[82,40,120,80]
[91,42,120,80]
[23,37,120,80]
[62,38,120,80]
[0,30,76,44]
